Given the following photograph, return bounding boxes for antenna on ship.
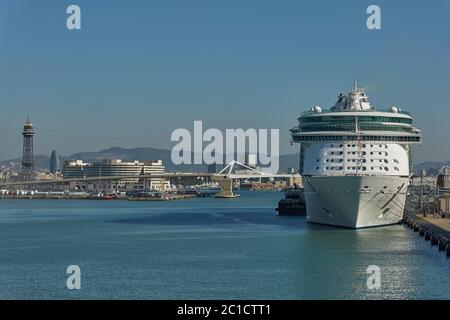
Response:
[352,79,357,93]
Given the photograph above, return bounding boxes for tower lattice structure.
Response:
[21,118,35,181]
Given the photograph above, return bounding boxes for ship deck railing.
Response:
[299,108,411,117]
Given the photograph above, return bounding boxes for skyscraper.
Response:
[21,118,35,181]
[50,150,60,174]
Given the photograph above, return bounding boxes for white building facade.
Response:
[63,159,170,191]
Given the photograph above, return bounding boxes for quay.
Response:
[417,216,450,239]
[403,215,450,257]
[0,193,200,201]
[127,193,197,201]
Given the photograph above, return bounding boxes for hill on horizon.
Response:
[3,146,448,174]
[0,147,300,173]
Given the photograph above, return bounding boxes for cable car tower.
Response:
[21,117,35,181]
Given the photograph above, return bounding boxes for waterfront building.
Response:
[50,150,60,174]
[0,169,10,181]
[62,160,89,179]
[207,164,217,174]
[245,153,257,168]
[437,167,450,215]
[36,171,61,181]
[63,159,169,191]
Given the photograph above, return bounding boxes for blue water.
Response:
[0,191,449,299]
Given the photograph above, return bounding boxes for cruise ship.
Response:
[290,81,421,228]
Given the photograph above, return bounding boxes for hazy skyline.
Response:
[1,0,450,162]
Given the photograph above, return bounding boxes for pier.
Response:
[402,167,450,257]
[403,215,450,257]
[417,216,450,239]
[0,192,202,201]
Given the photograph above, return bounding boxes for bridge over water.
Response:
[0,161,301,198]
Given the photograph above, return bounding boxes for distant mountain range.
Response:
[0,147,300,173]
[1,146,447,174]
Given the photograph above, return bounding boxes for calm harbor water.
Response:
[0,191,449,300]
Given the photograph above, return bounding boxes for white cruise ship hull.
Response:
[304,175,409,229]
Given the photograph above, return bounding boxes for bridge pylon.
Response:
[212,176,239,198]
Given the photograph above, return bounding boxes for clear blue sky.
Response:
[1,0,449,162]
